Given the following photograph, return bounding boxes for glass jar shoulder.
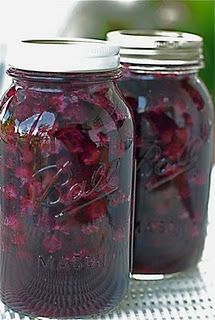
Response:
[185,75,214,119]
[0,80,133,140]
[118,73,213,120]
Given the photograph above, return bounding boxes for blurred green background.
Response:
[62,0,215,99]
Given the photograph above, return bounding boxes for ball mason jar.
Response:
[0,39,134,318]
[107,30,214,278]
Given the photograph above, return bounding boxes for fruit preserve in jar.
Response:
[0,39,133,318]
[107,30,214,278]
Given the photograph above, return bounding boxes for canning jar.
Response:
[107,30,214,278]
[0,39,133,318]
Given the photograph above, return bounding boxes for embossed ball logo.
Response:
[33,159,120,220]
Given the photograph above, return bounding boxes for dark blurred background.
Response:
[61,0,215,100]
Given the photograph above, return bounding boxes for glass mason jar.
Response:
[0,39,133,318]
[107,30,214,278]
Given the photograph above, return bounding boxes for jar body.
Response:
[119,69,213,276]
[0,69,133,318]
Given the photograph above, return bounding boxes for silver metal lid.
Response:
[107,30,204,72]
[7,38,120,72]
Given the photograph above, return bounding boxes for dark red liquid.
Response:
[0,70,133,318]
[119,71,213,275]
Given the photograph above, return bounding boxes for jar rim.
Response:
[7,38,120,73]
[106,30,204,71]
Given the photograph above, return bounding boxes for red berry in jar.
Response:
[80,144,102,166]
[0,39,133,318]
[83,199,106,222]
[108,30,213,276]
[4,215,20,231]
[43,235,62,253]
